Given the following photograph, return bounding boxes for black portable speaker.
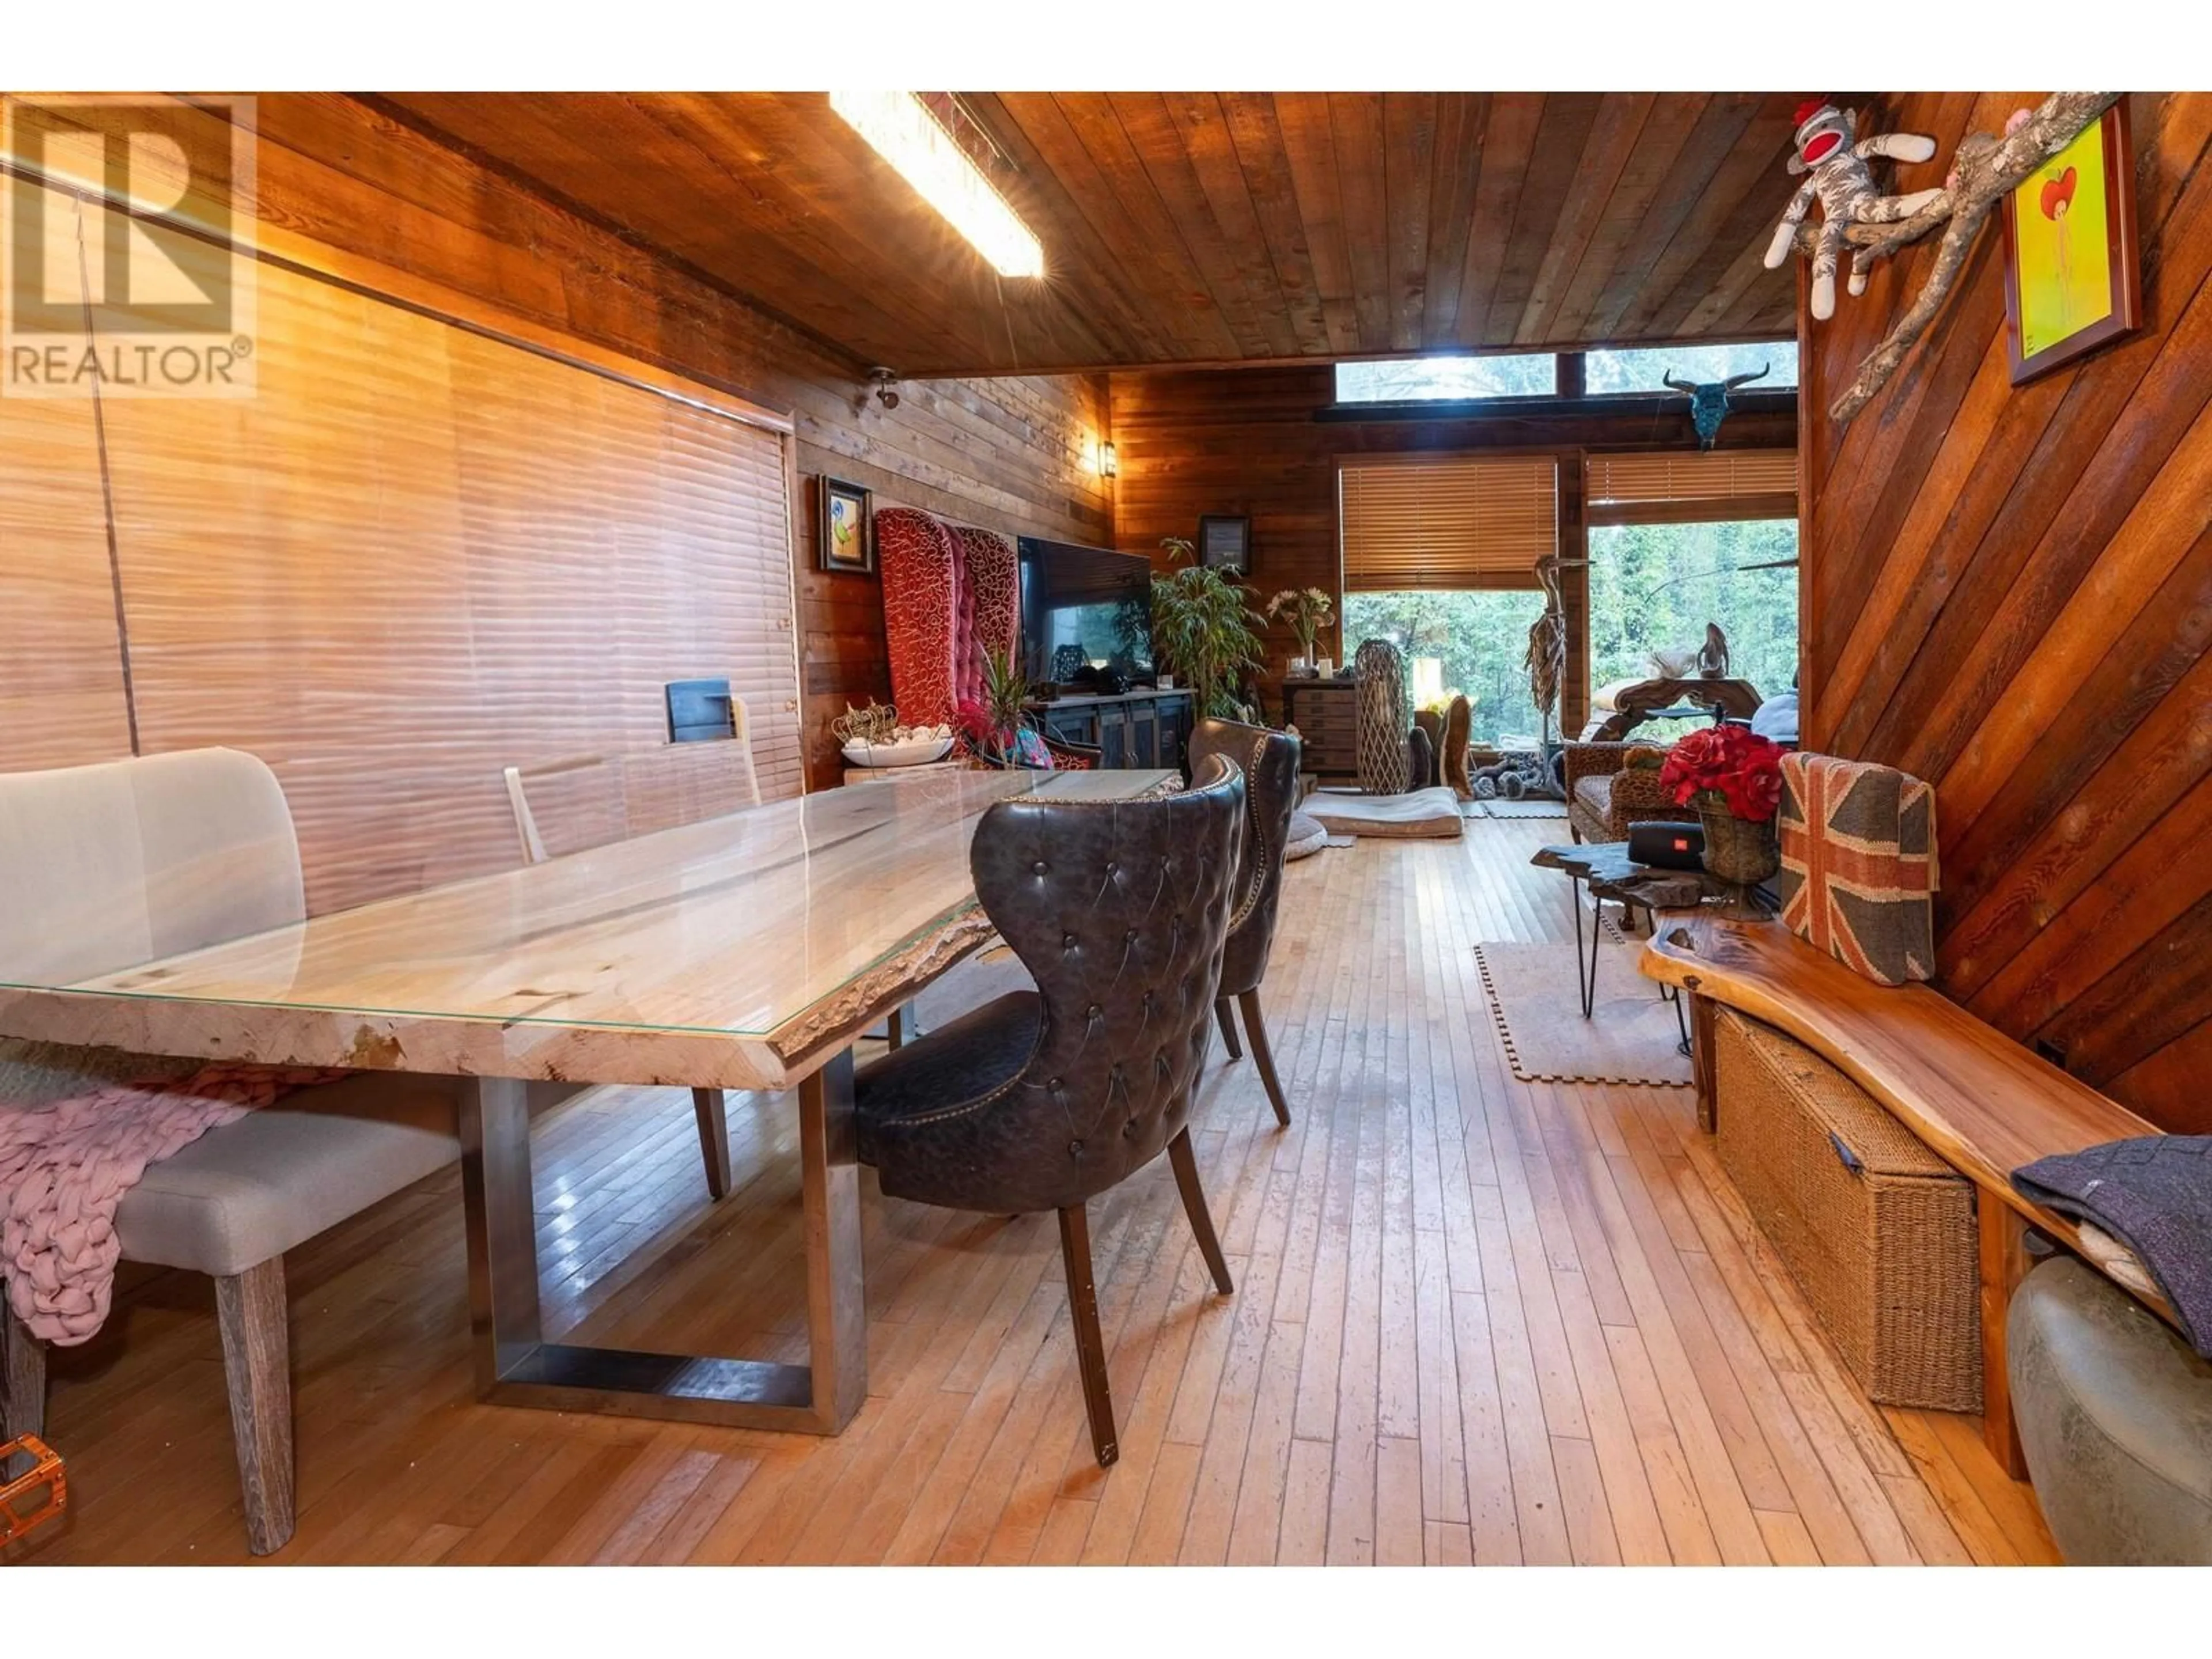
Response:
[1628,821,1706,870]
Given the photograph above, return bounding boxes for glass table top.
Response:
[0,767,1171,1043]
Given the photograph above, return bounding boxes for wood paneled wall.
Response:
[278,95,1114,791]
[1801,90,2212,1131]
[1,94,1113,830]
[1109,365,1794,726]
[3,174,810,915]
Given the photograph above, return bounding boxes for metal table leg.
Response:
[459,1048,868,1433]
[1581,878,1604,1018]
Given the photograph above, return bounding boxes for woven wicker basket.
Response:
[1714,1009,1982,1412]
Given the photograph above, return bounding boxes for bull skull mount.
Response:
[1662,364,1771,450]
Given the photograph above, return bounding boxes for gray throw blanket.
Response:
[2013,1137,2212,1358]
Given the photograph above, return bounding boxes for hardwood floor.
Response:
[6,819,2058,1565]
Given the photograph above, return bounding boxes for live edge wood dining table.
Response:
[0,766,1175,1440]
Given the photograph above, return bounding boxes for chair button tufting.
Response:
[1087,1003,1101,1018]
[1033,859,1048,874]
[1069,1140,1084,1156]
[1064,931,1078,948]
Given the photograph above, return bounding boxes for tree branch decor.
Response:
[1808,93,2121,424]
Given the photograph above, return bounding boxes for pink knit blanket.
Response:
[1,1064,344,1346]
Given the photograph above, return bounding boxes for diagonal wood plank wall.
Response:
[1801,90,2212,1131]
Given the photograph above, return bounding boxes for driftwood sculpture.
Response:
[1763,101,1944,320]
[1524,553,1569,740]
[1789,92,2123,423]
[1696,623,1732,679]
[1663,363,1770,449]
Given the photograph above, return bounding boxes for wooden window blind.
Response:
[12,188,805,915]
[1339,456,1559,592]
[1585,449,1799,525]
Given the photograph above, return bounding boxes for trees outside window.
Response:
[1585,341,1798,393]
[1335,353,1557,402]
[1339,589,1550,747]
[1588,517,1798,740]
[1340,519,1797,751]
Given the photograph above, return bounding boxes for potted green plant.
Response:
[955,646,1043,767]
[1150,537,1263,720]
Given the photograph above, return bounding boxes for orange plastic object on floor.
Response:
[1,1435,67,1546]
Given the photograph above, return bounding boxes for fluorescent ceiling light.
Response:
[831,92,1044,279]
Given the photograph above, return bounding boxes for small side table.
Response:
[1530,841,1760,1028]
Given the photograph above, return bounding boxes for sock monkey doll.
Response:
[1763,100,1944,320]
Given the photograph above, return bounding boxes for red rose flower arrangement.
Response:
[1657,724,1786,823]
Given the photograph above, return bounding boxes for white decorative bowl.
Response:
[842,735,955,768]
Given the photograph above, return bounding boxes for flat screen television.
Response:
[1017,537,1154,689]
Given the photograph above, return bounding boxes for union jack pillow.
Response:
[1773,753,1939,987]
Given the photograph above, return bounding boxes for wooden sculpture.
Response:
[1525,552,1568,740]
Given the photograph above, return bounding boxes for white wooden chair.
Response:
[0,749,467,1555]
[500,734,764,1196]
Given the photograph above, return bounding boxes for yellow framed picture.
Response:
[2002,102,2139,384]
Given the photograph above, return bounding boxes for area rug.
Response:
[1304,786,1463,839]
[1474,938,1694,1087]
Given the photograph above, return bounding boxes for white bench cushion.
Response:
[113,1071,463,1279]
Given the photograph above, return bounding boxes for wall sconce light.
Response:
[1098,440,1119,479]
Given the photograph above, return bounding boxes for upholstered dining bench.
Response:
[1639,913,2173,1487]
[0,748,466,1555]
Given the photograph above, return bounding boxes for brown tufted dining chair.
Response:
[1188,717,1302,1127]
[853,755,1247,1467]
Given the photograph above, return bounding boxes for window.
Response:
[1585,340,1798,394]
[1342,590,1552,749]
[1334,351,1557,403]
[1338,454,1560,747]
[1588,518,1799,740]
[1339,455,1558,592]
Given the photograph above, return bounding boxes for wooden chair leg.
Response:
[1237,988,1291,1127]
[1056,1203,1118,1468]
[1168,1127,1235,1296]
[2,1305,45,1480]
[1978,1200,2033,1480]
[215,1258,295,1556]
[1213,997,1243,1060]
[887,1003,917,1051]
[692,1086,732,1200]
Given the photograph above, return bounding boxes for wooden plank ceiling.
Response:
[375,92,1804,377]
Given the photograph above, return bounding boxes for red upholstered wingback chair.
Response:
[877,509,1021,729]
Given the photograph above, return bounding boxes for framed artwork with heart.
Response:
[2002,101,2139,384]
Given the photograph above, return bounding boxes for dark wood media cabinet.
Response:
[1030,687,1196,771]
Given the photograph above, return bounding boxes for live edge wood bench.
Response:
[1639,911,2173,1480]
